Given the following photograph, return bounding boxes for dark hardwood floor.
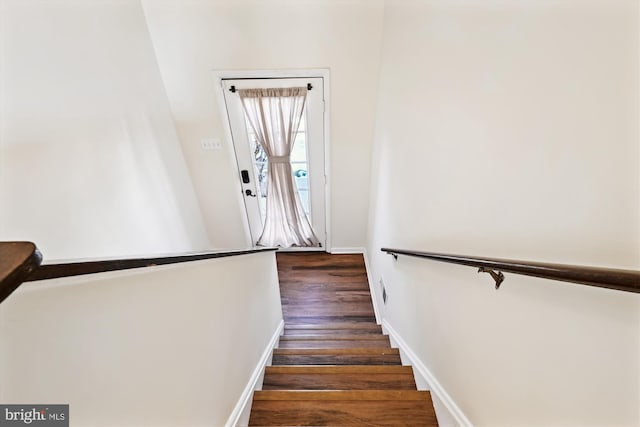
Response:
[277,252,376,325]
[248,252,438,426]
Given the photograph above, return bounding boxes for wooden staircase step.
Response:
[263,365,416,390]
[283,328,383,337]
[283,308,370,316]
[248,390,438,426]
[281,290,373,301]
[285,316,377,321]
[281,334,389,341]
[280,282,371,293]
[276,252,365,268]
[283,308,376,317]
[278,335,391,348]
[272,348,401,365]
[278,270,369,282]
[284,322,382,332]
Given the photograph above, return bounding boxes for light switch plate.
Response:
[201,138,222,150]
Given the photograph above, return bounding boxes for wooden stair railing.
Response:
[24,248,277,282]
[382,248,640,293]
[0,242,276,304]
[0,241,43,304]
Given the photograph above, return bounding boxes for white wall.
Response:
[0,251,282,426]
[140,0,384,249]
[367,0,640,425]
[0,0,210,260]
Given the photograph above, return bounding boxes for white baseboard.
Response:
[225,319,284,427]
[329,247,365,254]
[382,319,473,427]
[362,249,382,325]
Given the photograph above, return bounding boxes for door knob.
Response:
[245,189,257,197]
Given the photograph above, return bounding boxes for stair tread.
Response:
[274,348,398,355]
[265,365,413,374]
[272,351,402,365]
[280,334,388,341]
[278,334,391,349]
[254,390,430,401]
[284,326,382,335]
[263,365,417,390]
[249,391,438,426]
[285,322,381,329]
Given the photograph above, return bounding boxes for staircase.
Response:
[248,253,438,426]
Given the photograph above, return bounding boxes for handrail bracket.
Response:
[478,267,505,290]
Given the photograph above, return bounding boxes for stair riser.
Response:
[281,290,372,298]
[276,252,364,267]
[272,354,402,365]
[278,272,369,284]
[278,339,391,349]
[283,329,383,337]
[280,334,390,341]
[262,374,416,390]
[284,316,377,325]
[249,400,437,426]
[283,309,376,319]
[284,323,382,330]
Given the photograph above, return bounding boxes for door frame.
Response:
[212,69,332,251]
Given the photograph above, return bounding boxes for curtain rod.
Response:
[229,83,313,93]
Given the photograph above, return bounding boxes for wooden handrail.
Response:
[381,248,640,294]
[0,243,276,304]
[25,247,278,282]
[0,242,43,303]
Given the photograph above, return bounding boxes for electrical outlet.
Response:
[201,138,222,150]
[380,278,387,304]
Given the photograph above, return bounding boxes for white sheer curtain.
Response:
[239,87,319,248]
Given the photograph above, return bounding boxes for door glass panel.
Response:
[247,132,268,222]
[290,113,311,220]
[243,110,311,224]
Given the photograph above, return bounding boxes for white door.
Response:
[222,77,327,249]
